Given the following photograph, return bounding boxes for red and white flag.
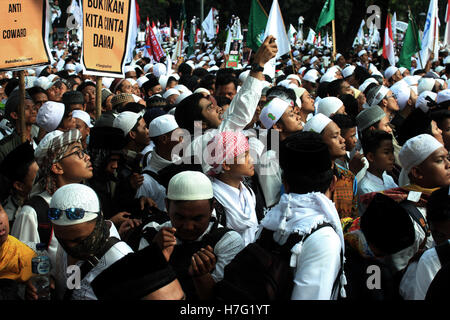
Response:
[383,14,396,66]
[145,21,165,62]
[444,0,450,48]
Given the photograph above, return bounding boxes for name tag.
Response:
[407,191,422,203]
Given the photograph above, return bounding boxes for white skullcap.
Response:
[36,101,66,132]
[72,110,93,128]
[65,63,76,72]
[137,76,149,88]
[317,97,344,117]
[303,113,332,134]
[186,60,195,69]
[398,134,443,186]
[239,70,250,83]
[415,91,437,113]
[197,61,206,68]
[384,66,398,80]
[174,84,189,93]
[303,69,319,83]
[48,74,60,83]
[310,56,319,64]
[278,79,293,88]
[293,50,300,57]
[163,88,180,99]
[167,171,213,200]
[418,78,436,95]
[102,77,114,89]
[208,66,220,72]
[35,65,49,77]
[444,56,450,65]
[259,98,293,129]
[175,91,192,105]
[358,50,367,57]
[390,81,411,110]
[368,85,390,107]
[287,74,301,85]
[335,53,343,61]
[126,78,137,87]
[27,69,36,76]
[342,65,355,78]
[436,89,450,104]
[143,63,154,73]
[50,184,99,226]
[159,75,169,91]
[153,63,167,78]
[320,71,337,83]
[299,66,307,75]
[75,64,84,74]
[132,94,142,103]
[113,111,141,136]
[149,114,179,138]
[359,78,378,93]
[202,55,210,62]
[403,75,419,86]
[399,67,408,75]
[34,76,53,90]
[193,88,210,95]
[124,65,135,74]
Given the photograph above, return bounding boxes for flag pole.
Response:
[96,76,102,119]
[18,70,26,143]
[332,19,336,60]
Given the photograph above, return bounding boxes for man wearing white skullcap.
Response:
[36,101,76,133]
[259,97,303,141]
[317,97,346,117]
[48,184,133,300]
[384,66,403,86]
[137,170,244,300]
[72,110,92,149]
[302,69,319,95]
[390,81,418,126]
[365,85,399,119]
[11,130,94,274]
[304,113,358,218]
[361,134,449,274]
[415,91,437,113]
[418,78,438,95]
[136,114,181,210]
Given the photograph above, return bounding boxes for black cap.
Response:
[88,126,127,151]
[91,245,178,300]
[360,193,416,255]
[0,142,35,181]
[62,91,84,106]
[280,131,332,176]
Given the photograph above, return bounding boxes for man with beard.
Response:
[26,184,133,300]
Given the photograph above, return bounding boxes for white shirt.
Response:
[53,223,133,300]
[291,227,342,300]
[357,171,398,196]
[11,191,59,267]
[139,220,244,282]
[212,179,259,246]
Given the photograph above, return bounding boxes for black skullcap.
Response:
[360,193,416,255]
[0,142,35,181]
[62,91,84,106]
[143,107,167,127]
[4,89,33,120]
[76,81,96,93]
[117,102,144,114]
[91,244,178,300]
[397,108,432,146]
[88,126,126,151]
[280,131,332,176]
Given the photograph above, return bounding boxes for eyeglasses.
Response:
[48,207,97,221]
[59,149,88,161]
[385,93,397,100]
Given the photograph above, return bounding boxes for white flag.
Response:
[287,24,297,44]
[353,19,365,46]
[202,8,217,40]
[420,0,439,68]
[263,0,291,79]
[306,28,316,45]
[125,0,138,64]
[225,28,232,54]
[392,12,397,41]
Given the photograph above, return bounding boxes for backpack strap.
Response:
[142,150,152,168]
[202,218,232,248]
[142,169,163,186]
[63,237,121,300]
[213,197,227,227]
[24,195,52,249]
[399,200,430,237]
[435,241,450,267]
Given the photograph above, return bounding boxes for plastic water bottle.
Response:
[31,243,51,300]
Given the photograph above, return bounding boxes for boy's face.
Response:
[322,121,346,159]
[225,151,254,178]
[167,199,212,241]
[0,205,10,245]
[277,106,303,133]
[342,127,357,152]
[414,147,450,188]
[439,118,450,150]
[369,139,395,172]
[375,115,392,134]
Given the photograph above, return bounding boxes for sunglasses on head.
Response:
[48,208,97,221]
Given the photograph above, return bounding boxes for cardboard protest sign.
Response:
[226,39,241,69]
[82,0,132,77]
[0,0,51,70]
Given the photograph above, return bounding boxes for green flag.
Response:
[187,25,195,57]
[247,0,268,52]
[180,0,187,23]
[399,12,421,69]
[315,0,335,33]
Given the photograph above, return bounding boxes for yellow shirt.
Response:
[0,235,36,283]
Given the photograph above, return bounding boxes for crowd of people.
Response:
[0,19,449,301]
